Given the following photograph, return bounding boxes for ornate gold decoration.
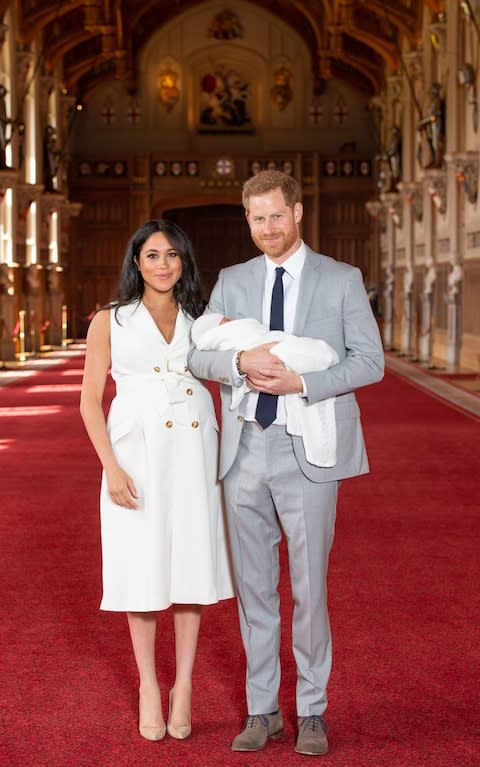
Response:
[208,9,244,40]
[158,66,180,112]
[271,66,293,112]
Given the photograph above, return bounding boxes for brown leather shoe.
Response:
[295,715,328,755]
[231,712,284,751]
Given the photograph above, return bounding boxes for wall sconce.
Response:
[457,63,478,132]
[158,66,180,112]
[429,30,441,51]
[428,17,446,53]
[270,65,293,112]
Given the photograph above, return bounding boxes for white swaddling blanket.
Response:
[192,314,339,467]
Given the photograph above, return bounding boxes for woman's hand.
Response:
[105,464,139,509]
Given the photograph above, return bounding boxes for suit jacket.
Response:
[189,247,385,481]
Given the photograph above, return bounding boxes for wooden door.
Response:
[164,204,259,301]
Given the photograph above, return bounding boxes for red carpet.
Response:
[1,356,479,766]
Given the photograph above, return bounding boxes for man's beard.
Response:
[252,227,297,259]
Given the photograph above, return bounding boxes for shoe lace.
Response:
[244,714,270,730]
[303,715,328,734]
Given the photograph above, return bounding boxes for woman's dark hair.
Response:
[111,218,204,319]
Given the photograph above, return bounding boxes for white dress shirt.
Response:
[236,241,307,424]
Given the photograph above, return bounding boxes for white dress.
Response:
[99,301,235,611]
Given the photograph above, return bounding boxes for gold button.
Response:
[154,366,161,372]
[165,420,173,428]
[186,388,193,396]
[191,421,198,428]
[237,415,244,422]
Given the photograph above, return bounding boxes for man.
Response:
[189,170,384,755]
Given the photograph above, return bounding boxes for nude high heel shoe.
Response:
[139,722,167,741]
[138,690,166,741]
[167,688,192,740]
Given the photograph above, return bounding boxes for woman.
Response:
[80,219,234,742]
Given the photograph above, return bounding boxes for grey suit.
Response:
[189,247,384,716]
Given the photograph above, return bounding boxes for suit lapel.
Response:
[294,248,322,334]
[246,256,266,322]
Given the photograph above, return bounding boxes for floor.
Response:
[384,352,480,420]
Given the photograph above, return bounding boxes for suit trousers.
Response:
[223,421,338,717]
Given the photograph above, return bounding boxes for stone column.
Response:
[399,181,424,357]
[397,182,419,356]
[365,199,383,299]
[420,170,447,363]
[380,193,401,350]
[419,262,436,363]
[383,262,395,350]
[446,263,463,368]
[447,152,478,368]
[400,266,414,355]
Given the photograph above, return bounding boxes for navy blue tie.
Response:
[255,266,285,429]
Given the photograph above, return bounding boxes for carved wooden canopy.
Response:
[3,1,444,100]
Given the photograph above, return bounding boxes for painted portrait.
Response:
[198,66,254,134]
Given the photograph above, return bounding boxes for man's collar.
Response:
[264,241,306,278]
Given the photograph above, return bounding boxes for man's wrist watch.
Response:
[235,350,246,376]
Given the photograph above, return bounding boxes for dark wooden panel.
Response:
[67,189,131,337]
[164,204,259,300]
[318,194,374,284]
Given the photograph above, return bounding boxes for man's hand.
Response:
[241,343,303,395]
[240,343,283,376]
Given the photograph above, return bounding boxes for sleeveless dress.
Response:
[99,301,235,611]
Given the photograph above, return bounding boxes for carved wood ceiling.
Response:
[3,1,438,100]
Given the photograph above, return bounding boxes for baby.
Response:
[191,313,339,467]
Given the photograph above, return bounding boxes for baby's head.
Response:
[219,316,231,325]
[191,313,226,344]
